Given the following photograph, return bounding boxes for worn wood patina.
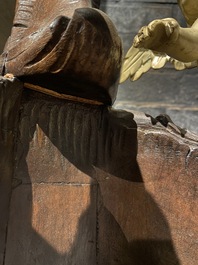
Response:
[0,78,197,264]
[0,0,122,105]
[0,0,197,264]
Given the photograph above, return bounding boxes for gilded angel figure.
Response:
[120,0,198,82]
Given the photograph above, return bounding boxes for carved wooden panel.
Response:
[5,184,97,265]
[0,79,198,264]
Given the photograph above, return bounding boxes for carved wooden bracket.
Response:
[0,0,122,105]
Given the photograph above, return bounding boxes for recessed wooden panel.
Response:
[5,184,97,265]
[97,171,181,265]
[96,120,198,265]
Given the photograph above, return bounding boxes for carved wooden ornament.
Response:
[0,0,122,105]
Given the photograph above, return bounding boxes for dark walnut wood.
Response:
[0,0,122,105]
[0,78,197,265]
[0,77,23,264]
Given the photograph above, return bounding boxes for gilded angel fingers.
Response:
[133,18,180,53]
[133,17,198,63]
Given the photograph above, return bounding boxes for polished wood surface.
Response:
[0,0,122,105]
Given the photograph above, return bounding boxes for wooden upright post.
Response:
[0,77,23,264]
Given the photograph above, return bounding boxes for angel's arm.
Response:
[134,18,198,63]
[172,19,198,62]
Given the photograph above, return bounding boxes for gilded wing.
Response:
[120,45,198,83]
[170,58,198,70]
[120,46,169,83]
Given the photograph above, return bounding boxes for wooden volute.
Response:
[0,0,122,105]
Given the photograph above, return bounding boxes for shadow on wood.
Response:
[1,79,193,265]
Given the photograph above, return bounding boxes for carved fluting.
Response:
[16,90,198,186]
[13,0,36,28]
[6,87,198,265]
[16,91,139,182]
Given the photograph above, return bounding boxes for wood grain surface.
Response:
[0,78,23,265]
[0,78,197,264]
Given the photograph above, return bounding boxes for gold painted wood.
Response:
[120,0,198,82]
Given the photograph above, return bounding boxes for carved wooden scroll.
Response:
[0,0,122,105]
